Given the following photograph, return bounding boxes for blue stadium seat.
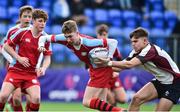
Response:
[0,0,8,7]
[52,44,65,63]
[126,19,137,28]
[7,23,14,30]
[8,6,19,17]
[0,23,7,35]
[150,11,164,29]
[8,6,19,23]
[122,44,131,57]
[152,3,164,12]
[108,9,122,27]
[0,6,8,20]
[39,6,51,15]
[149,0,164,12]
[150,11,163,20]
[165,28,172,37]
[12,0,23,7]
[150,28,167,38]
[84,9,94,26]
[140,19,151,29]
[68,53,80,64]
[44,25,51,34]
[94,9,108,24]
[109,27,123,38]
[164,11,177,29]
[123,11,139,28]
[80,26,95,36]
[40,0,51,8]
[123,10,138,20]
[26,0,38,7]
[122,27,134,39]
[51,25,61,34]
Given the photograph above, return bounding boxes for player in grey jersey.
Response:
[95,27,180,111]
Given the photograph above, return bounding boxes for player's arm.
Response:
[1,29,14,63]
[112,67,123,72]
[36,55,51,77]
[38,34,65,51]
[108,57,142,69]
[1,46,13,63]
[4,29,31,67]
[3,43,30,67]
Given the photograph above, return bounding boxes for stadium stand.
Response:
[0,0,179,65]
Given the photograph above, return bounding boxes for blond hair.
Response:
[62,20,78,34]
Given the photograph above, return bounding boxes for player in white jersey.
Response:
[95,27,180,111]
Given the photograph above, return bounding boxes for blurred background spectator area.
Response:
[0,0,180,67]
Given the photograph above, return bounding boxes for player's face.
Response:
[19,10,32,28]
[33,18,46,32]
[64,32,79,45]
[97,31,108,39]
[131,36,147,52]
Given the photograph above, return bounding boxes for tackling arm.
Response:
[109,57,142,69]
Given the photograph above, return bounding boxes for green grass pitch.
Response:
[38,102,180,111]
[5,102,180,111]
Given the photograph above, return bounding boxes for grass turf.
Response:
[38,102,180,111]
[5,102,180,111]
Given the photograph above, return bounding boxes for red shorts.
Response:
[4,70,40,92]
[109,77,123,89]
[87,67,113,88]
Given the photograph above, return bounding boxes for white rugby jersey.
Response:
[127,43,180,84]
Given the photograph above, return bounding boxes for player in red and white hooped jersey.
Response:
[38,20,126,112]
[0,9,52,111]
[96,27,180,111]
[0,5,34,111]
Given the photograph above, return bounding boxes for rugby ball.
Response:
[89,47,109,62]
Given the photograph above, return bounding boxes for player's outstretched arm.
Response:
[95,56,142,69]
[108,57,142,69]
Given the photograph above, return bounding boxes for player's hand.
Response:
[36,67,46,77]
[17,57,30,67]
[38,46,46,52]
[94,57,110,66]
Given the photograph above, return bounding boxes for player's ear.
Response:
[143,37,148,42]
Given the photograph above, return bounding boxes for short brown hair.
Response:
[19,5,33,17]
[32,9,48,22]
[62,20,78,34]
[96,24,108,35]
[130,27,148,39]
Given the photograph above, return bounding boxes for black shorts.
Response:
[151,79,180,104]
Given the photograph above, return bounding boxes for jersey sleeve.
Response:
[136,44,157,63]
[7,28,28,46]
[43,42,52,56]
[7,31,22,46]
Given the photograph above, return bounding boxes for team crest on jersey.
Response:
[81,52,87,56]
[25,38,31,43]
